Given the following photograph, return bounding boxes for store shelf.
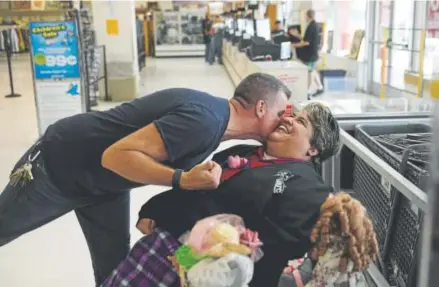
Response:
[0,10,72,17]
[153,10,205,57]
[155,44,204,57]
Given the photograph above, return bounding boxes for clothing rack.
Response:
[0,25,30,53]
[0,25,21,98]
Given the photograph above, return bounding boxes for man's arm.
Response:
[292,41,309,48]
[101,104,222,190]
[292,25,316,48]
[290,34,309,48]
[102,123,175,186]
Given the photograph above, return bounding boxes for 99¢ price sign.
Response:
[45,55,78,67]
[30,21,80,80]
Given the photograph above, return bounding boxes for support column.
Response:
[266,4,277,31]
[92,0,139,101]
[289,1,312,26]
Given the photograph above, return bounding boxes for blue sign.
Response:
[29,21,80,80]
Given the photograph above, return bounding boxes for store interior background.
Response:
[0,0,438,286]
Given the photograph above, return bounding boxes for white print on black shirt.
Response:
[273,170,295,194]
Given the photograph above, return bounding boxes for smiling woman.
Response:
[266,102,340,164]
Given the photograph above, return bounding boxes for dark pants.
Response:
[0,146,130,286]
[208,36,223,65]
[205,41,210,61]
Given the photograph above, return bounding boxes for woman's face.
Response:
[267,111,318,159]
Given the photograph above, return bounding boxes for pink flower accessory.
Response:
[227,155,249,169]
[239,228,263,250]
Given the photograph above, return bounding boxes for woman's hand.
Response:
[136,218,156,235]
[283,258,305,274]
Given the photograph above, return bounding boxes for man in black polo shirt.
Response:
[291,9,324,98]
[0,73,291,286]
[271,20,285,38]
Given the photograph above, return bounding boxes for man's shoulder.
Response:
[144,88,213,99]
[137,88,227,111]
[304,21,317,36]
[309,20,318,30]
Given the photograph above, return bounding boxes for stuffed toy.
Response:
[169,214,263,287]
[279,192,379,287]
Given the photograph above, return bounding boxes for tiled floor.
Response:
[0,56,243,287]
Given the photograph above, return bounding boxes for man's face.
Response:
[267,111,318,158]
[256,92,289,141]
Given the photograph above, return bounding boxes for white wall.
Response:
[289,1,312,25]
[91,0,139,77]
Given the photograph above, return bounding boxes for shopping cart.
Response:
[353,123,431,287]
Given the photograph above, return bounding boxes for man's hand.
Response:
[180,161,222,190]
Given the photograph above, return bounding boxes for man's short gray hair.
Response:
[233,73,292,109]
[306,9,315,20]
[303,102,340,163]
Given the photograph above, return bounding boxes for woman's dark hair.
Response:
[302,102,340,163]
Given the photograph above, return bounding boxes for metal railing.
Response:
[339,129,427,211]
[419,102,439,287]
[83,44,109,111]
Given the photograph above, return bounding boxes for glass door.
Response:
[387,0,415,92]
[369,0,415,97]
[370,0,393,97]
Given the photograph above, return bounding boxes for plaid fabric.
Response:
[101,228,181,287]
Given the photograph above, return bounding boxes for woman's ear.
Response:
[307,147,319,158]
[255,100,267,119]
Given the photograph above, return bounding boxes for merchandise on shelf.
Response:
[154,10,206,57]
[0,25,29,53]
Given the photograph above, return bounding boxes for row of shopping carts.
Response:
[353,123,431,287]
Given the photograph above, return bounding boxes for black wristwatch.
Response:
[172,169,183,189]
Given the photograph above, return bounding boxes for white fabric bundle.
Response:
[187,253,254,287]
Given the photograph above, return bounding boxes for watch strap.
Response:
[172,169,183,189]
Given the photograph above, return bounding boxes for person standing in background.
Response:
[208,15,224,65]
[202,13,212,62]
[271,20,285,38]
[291,10,324,98]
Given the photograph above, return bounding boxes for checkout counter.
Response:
[222,30,309,103]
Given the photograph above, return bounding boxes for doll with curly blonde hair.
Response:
[280,192,379,287]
